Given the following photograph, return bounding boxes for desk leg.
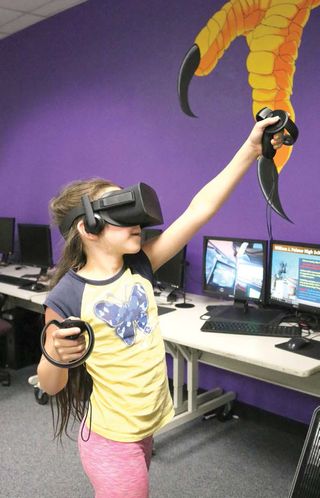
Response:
[185,346,199,413]
[160,341,236,434]
[165,342,184,412]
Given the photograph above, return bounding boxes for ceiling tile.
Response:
[34,0,87,17]
[1,13,44,34]
[0,1,50,10]
[0,0,87,39]
[0,8,23,26]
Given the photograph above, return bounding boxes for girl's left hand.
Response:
[247,115,283,157]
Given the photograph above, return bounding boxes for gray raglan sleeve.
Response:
[44,274,84,319]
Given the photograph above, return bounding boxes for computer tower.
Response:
[1,307,43,369]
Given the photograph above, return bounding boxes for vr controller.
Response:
[255,108,299,222]
[40,318,95,368]
[256,107,299,159]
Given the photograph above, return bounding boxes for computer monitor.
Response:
[141,228,187,290]
[203,236,267,304]
[155,248,187,290]
[18,223,53,275]
[0,217,15,265]
[268,240,320,316]
[141,228,162,244]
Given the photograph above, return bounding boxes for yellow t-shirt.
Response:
[45,251,174,442]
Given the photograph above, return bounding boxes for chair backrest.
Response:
[289,406,320,498]
[0,318,12,335]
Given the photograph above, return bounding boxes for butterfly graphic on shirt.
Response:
[94,283,152,346]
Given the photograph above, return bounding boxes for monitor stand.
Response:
[212,299,286,325]
[174,261,195,308]
[175,290,195,308]
[19,267,49,292]
[21,267,49,280]
[0,254,9,266]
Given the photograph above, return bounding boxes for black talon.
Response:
[257,157,293,223]
[256,107,299,222]
[178,44,201,117]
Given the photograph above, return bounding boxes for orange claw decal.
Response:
[178,0,320,172]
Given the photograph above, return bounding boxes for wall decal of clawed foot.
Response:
[178,0,319,220]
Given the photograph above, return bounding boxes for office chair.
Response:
[288,406,320,498]
[0,318,12,386]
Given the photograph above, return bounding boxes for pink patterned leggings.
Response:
[78,424,153,498]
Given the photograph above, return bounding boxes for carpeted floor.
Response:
[0,365,307,498]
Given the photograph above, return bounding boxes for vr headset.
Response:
[59,182,163,237]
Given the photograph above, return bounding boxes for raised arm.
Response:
[143,116,282,271]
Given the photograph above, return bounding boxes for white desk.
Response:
[158,294,320,433]
[0,265,48,313]
[1,267,320,432]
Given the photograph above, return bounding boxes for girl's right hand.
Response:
[49,319,87,364]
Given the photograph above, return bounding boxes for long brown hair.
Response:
[48,178,119,440]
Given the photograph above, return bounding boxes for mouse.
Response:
[287,337,310,351]
[30,283,45,292]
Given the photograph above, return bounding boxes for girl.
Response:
[37,117,282,498]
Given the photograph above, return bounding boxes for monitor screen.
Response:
[141,228,187,289]
[268,240,320,315]
[202,236,267,304]
[0,217,15,264]
[141,228,162,243]
[155,248,187,289]
[18,223,53,270]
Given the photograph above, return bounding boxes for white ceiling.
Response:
[0,0,88,40]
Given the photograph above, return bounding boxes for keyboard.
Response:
[0,274,36,286]
[0,274,48,292]
[201,319,301,337]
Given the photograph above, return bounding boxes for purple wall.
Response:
[0,0,319,423]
